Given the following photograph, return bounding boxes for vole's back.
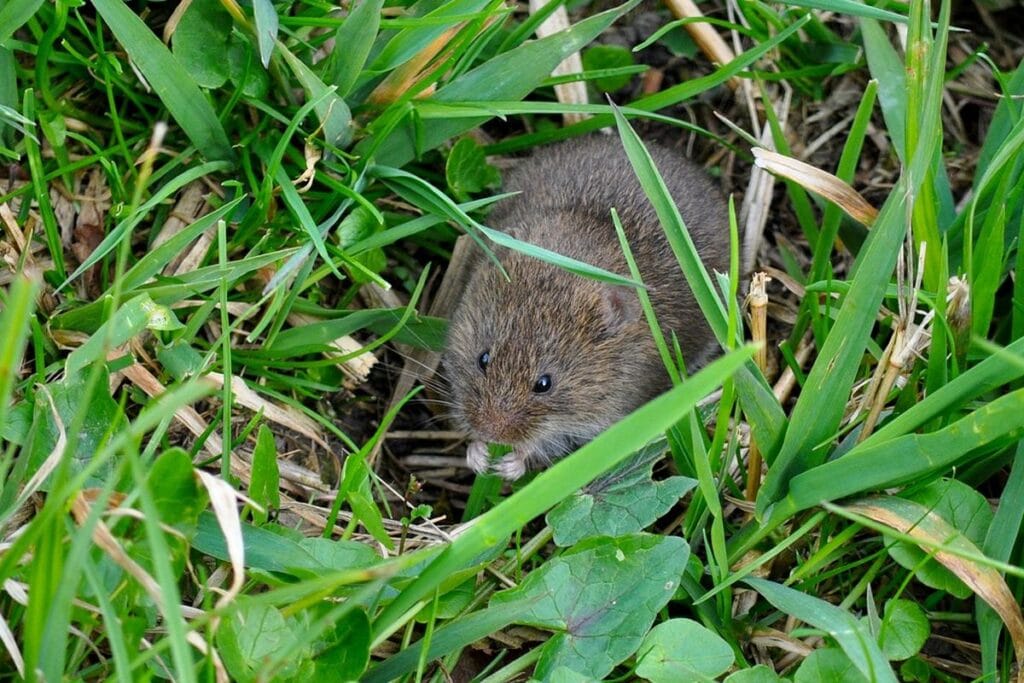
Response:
[487,135,730,368]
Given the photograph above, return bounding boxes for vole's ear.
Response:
[598,284,641,336]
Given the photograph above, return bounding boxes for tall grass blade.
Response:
[91,0,234,161]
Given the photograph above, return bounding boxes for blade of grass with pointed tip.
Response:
[329,0,384,98]
[252,0,278,67]
[369,345,755,640]
[277,44,352,148]
[60,160,232,291]
[370,164,640,288]
[746,578,898,682]
[91,0,233,162]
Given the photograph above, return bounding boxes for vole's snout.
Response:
[466,400,527,444]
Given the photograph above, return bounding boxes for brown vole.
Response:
[442,135,730,479]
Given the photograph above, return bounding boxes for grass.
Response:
[0,0,1023,680]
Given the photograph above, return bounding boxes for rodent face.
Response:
[443,255,646,460]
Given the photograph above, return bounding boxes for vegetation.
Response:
[0,0,1022,680]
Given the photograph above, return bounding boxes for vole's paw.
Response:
[495,453,527,480]
[466,441,491,474]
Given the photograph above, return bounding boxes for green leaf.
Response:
[490,534,691,681]
[724,665,785,683]
[888,479,994,599]
[794,648,869,683]
[783,0,906,23]
[878,599,930,661]
[328,0,384,97]
[171,0,231,89]
[192,514,379,578]
[445,136,500,200]
[91,0,234,161]
[581,44,635,91]
[25,367,122,488]
[249,425,281,525]
[746,579,897,682]
[0,275,38,412]
[218,599,304,682]
[636,618,735,682]
[310,608,371,681]
[65,295,182,377]
[149,448,206,535]
[252,0,278,68]
[547,442,695,547]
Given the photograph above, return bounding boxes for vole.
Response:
[442,135,730,480]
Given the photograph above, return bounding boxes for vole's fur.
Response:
[443,135,730,479]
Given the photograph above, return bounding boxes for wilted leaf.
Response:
[885,479,994,599]
[844,495,1024,670]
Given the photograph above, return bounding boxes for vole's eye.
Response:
[478,351,491,372]
[532,374,552,393]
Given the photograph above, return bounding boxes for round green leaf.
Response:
[794,648,869,683]
[446,137,500,201]
[171,0,231,89]
[636,618,735,682]
[724,665,785,683]
[878,599,930,661]
[581,44,635,91]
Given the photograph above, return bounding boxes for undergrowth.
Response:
[1,0,1023,680]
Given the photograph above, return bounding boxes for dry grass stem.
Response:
[530,0,590,125]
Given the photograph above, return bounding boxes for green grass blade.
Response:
[978,440,1024,676]
[756,183,908,513]
[328,0,384,98]
[369,345,756,640]
[0,0,43,45]
[746,578,897,682]
[91,0,234,161]
[775,0,906,23]
[59,160,232,291]
[610,106,787,459]
[252,0,278,67]
[364,0,640,166]
[775,387,1024,519]
[0,276,39,412]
